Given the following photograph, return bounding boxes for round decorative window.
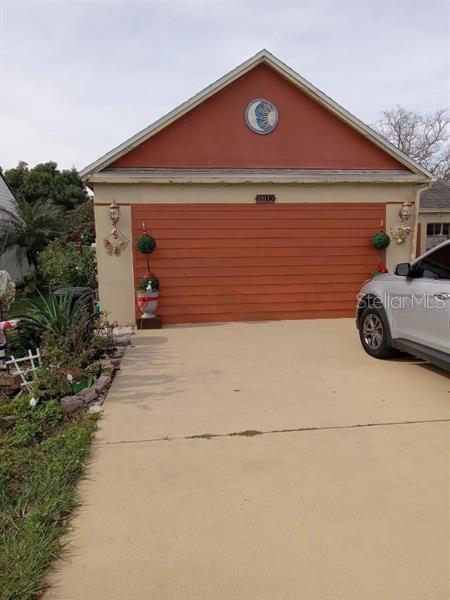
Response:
[244,99,279,135]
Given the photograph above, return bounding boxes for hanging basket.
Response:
[371,231,390,250]
[136,234,156,255]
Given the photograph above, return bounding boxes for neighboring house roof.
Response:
[0,173,20,218]
[420,180,450,212]
[80,49,432,182]
[0,173,23,256]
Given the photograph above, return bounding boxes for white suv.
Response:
[356,240,450,371]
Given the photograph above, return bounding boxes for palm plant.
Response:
[0,199,62,268]
[15,291,95,338]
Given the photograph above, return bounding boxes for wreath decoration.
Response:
[390,225,411,245]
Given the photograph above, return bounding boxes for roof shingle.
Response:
[421,180,450,211]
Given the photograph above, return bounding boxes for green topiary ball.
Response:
[371,231,390,250]
[136,234,156,254]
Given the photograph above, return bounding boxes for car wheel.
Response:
[359,307,396,359]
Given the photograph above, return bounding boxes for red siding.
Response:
[112,64,406,171]
[132,203,385,324]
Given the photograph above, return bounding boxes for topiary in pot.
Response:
[139,274,160,292]
[136,234,156,255]
[136,225,159,320]
[371,231,390,250]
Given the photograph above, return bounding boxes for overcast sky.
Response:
[1,0,448,172]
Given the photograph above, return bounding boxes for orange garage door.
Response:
[132,203,385,324]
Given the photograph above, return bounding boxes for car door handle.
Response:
[433,293,450,300]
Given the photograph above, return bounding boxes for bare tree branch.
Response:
[372,106,450,178]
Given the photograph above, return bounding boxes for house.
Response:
[419,180,450,253]
[80,50,432,325]
[0,172,30,283]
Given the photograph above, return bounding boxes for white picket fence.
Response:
[5,348,41,390]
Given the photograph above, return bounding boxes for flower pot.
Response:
[136,290,159,319]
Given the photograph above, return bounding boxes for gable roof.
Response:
[420,180,450,211]
[80,49,432,182]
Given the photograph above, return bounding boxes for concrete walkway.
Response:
[46,319,450,599]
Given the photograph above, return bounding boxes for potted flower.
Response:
[135,225,160,320]
[136,272,160,319]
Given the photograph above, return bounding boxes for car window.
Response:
[413,245,450,280]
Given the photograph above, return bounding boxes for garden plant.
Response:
[0,300,113,599]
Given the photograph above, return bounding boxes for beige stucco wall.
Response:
[385,202,418,269]
[418,210,450,255]
[94,203,135,325]
[93,182,418,324]
[93,182,417,205]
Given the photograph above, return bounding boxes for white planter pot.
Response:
[136,290,159,319]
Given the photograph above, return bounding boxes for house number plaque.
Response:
[256,194,276,204]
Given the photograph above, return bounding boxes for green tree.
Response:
[4,161,89,210]
[64,199,95,244]
[0,199,62,267]
[38,240,96,288]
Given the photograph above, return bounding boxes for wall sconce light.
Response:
[103,199,129,256]
[109,199,121,233]
[391,200,413,245]
[399,200,413,222]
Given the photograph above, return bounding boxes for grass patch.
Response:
[0,395,97,599]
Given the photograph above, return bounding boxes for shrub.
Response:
[13,291,95,341]
[22,271,38,296]
[38,240,96,289]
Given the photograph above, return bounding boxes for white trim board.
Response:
[90,168,427,185]
[80,49,432,181]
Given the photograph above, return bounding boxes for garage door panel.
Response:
[137,265,372,278]
[150,238,375,250]
[141,245,374,258]
[132,203,384,323]
[157,282,362,296]
[132,203,383,218]
[133,228,379,240]
[162,310,355,324]
[159,291,356,307]
[159,274,370,287]
[159,299,355,316]
[143,255,375,269]
[133,218,382,230]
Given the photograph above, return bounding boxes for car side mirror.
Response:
[395,262,412,277]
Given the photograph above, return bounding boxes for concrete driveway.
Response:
[46,319,450,600]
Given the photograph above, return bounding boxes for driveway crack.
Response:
[95,417,450,446]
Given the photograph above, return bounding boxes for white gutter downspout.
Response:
[411,183,432,261]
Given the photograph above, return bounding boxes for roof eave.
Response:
[89,169,428,185]
[419,206,450,213]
